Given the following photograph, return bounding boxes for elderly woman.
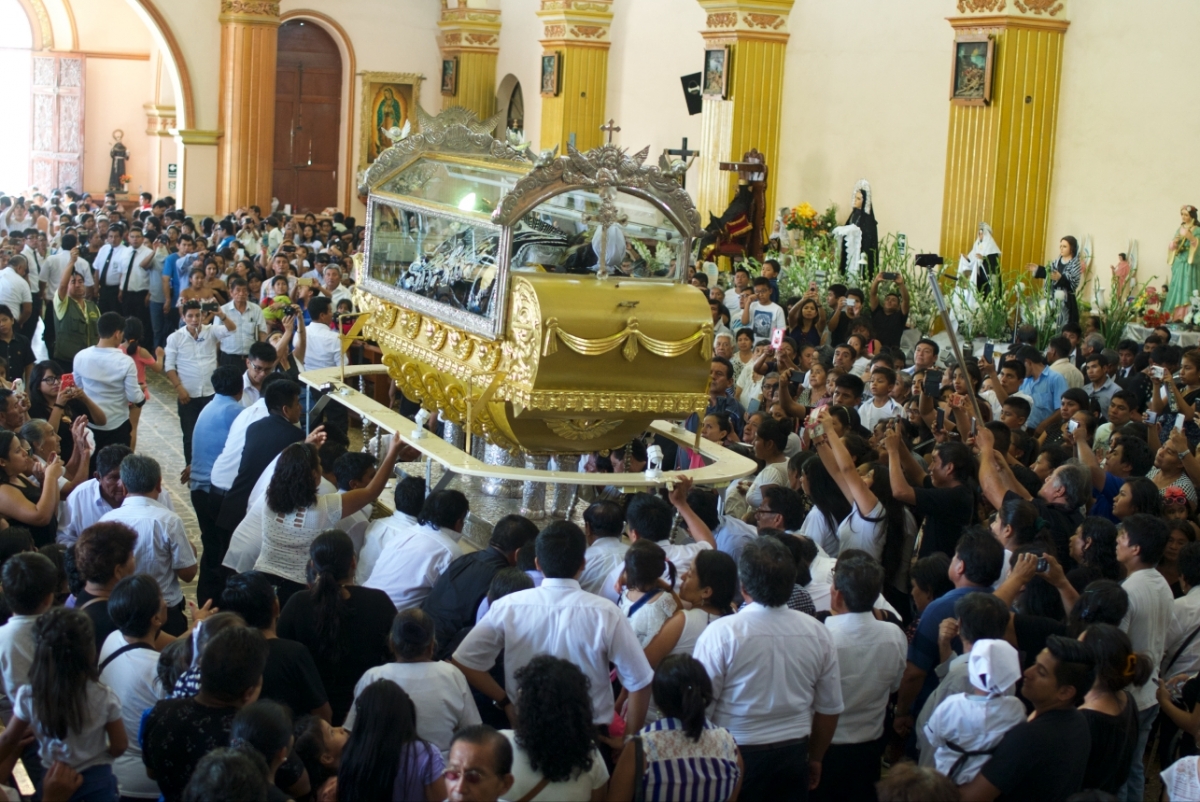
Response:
[253,435,403,604]
[20,417,91,527]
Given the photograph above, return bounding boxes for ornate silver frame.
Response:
[362,195,509,340]
[491,144,701,282]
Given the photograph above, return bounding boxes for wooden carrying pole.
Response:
[926,266,986,426]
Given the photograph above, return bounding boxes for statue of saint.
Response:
[1165,206,1200,321]
[833,179,879,279]
[108,130,128,192]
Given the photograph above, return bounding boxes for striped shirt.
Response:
[637,717,740,802]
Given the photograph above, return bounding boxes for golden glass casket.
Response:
[356,108,712,455]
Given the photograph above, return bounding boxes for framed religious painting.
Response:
[702,46,730,98]
[359,71,424,171]
[950,35,994,106]
[540,52,560,97]
[441,57,458,97]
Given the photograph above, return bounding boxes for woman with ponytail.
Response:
[618,540,680,649]
[277,530,396,725]
[1078,623,1147,794]
[990,496,1055,582]
[0,607,126,800]
[609,654,742,802]
[342,608,478,758]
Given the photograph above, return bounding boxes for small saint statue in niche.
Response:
[108,130,129,193]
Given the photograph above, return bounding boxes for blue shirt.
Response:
[908,586,991,713]
[189,394,244,491]
[161,253,183,308]
[1019,368,1068,428]
[1091,471,1124,523]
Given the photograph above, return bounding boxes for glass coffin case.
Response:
[356,107,713,454]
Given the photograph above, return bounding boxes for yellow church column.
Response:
[537,0,613,153]
[939,2,1070,286]
[439,6,501,118]
[216,0,280,215]
[693,0,793,225]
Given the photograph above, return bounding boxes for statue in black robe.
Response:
[836,179,879,278]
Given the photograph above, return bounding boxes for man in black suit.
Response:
[1114,339,1153,415]
[217,378,325,532]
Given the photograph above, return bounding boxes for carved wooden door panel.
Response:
[30,55,84,193]
[273,20,341,213]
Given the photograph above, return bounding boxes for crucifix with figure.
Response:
[664,137,700,188]
[600,119,621,144]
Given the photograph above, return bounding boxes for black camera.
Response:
[914,253,945,268]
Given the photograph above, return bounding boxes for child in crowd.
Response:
[923,639,1027,785]
[122,317,164,452]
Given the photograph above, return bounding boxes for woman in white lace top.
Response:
[254,435,404,603]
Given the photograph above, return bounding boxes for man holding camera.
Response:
[165,298,236,464]
[868,271,910,350]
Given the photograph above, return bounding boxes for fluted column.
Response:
[439,6,501,118]
[940,2,1070,287]
[537,0,613,153]
[693,0,794,223]
[216,0,280,215]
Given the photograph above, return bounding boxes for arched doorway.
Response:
[273,19,342,213]
[0,0,32,190]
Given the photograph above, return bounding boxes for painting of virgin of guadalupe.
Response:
[359,72,424,170]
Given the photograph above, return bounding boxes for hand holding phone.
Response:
[60,373,75,390]
[983,342,995,362]
[936,408,945,430]
[770,327,785,350]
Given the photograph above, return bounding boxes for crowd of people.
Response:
[0,191,1190,801]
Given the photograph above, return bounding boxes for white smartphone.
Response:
[1153,366,1166,380]
[1176,413,1187,431]
[1147,411,1159,424]
[1068,419,1079,433]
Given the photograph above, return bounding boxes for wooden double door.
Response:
[273,20,341,214]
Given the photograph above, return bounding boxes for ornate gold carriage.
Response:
[355,108,714,455]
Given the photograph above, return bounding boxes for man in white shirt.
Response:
[1117,514,1176,801]
[739,276,786,342]
[453,521,654,739]
[1163,541,1200,680]
[356,476,425,584]
[165,299,236,464]
[298,295,347,437]
[214,276,268,368]
[93,226,126,315]
[0,255,32,328]
[626,478,716,586]
[17,229,44,342]
[119,227,154,340]
[316,264,353,309]
[364,489,467,610]
[73,311,143,454]
[231,341,279,409]
[578,500,628,603]
[57,444,176,546]
[209,394,272,494]
[1047,335,1085,390]
[99,455,197,636]
[694,537,843,800]
[817,551,906,801]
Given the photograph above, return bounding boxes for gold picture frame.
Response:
[702,46,730,99]
[950,35,994,106]
[359,71,425,172]
[441,57,458,97]
[540,52,560,97]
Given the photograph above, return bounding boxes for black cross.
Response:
[664,137,700,188]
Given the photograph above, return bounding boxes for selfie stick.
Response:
[926,265,986,428]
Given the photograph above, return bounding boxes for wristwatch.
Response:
[494,695,512,710]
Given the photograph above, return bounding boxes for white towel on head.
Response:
[968,639,1021,697]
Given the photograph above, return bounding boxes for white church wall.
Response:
[1047,0,1200,296]
[605,0,704,174]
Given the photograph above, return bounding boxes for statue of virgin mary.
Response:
[833,179,879,279]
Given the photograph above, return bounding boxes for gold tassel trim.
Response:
[541,317,713,363]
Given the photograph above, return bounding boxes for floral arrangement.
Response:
[119,174,131,185]
[1143,308,1172,329]
[781,202,838,237]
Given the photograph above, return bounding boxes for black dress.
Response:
[1081,695,1138,794]
[10,476,56,547]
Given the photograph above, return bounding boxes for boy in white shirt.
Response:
[923,639,1026,785]
[858,366,904,430]
[739,276,785,342]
